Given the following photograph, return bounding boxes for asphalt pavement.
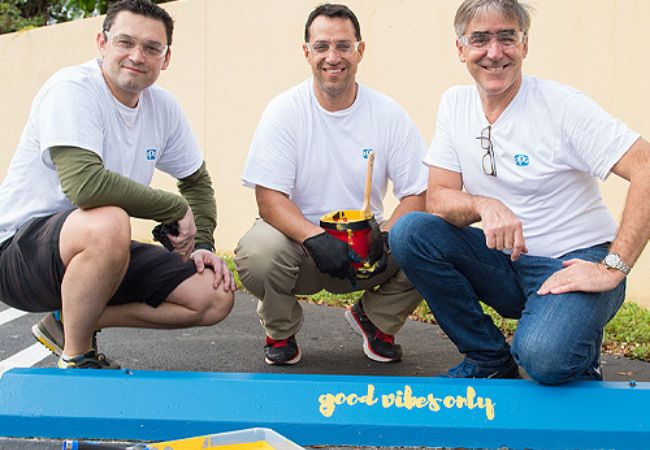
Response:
[37,292,650,381]
[1,292,649,449]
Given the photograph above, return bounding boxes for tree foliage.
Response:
[0,0,170,35]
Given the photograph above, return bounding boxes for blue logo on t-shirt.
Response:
[362,148,373,159]
[146,148,157,161]
[514,154,529,167]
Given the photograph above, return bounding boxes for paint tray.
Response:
[147,427,304,450]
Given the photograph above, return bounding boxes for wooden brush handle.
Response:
[361,151,375,218]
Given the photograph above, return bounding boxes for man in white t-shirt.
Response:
[390,0,650,384]
[0,0,235,369]
[235,4,427,366]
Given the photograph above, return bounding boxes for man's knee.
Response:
[182,283,235,327]
[389,212,452,261]
[235,223,300,289]
[199,288,235,326]
[61,207,131,265]
[512,334,591,385]
[68,206,131,246]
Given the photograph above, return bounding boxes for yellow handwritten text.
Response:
[318,384,495,421]
[319,384,378,417]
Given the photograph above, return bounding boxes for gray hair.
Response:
[454,0,533,37]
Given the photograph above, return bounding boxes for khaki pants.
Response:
[234,219,423,339]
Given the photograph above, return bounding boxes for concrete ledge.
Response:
[0,368,648,448]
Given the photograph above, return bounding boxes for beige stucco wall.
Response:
[1,0,648,308]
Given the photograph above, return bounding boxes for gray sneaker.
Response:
[57,350,116,369]
[32,312,121,369]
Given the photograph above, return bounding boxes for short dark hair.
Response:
[103,0,174,45]
[304,3,362,42]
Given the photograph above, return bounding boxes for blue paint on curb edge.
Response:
[0,368,648,448]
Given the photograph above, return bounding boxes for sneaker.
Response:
[32,312,65,355]
[345,300,403,363]
[577,356,603,381]
[264,335,301,365]
[577,364,603,381]
[446,357,521,379]
[32,312,121,369]
[57,350,116,369]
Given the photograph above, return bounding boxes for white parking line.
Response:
[0,308,27,326]
[0,308,52,375]
[0,343,51,376]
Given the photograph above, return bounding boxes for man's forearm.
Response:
[51,146,187,223]
[426,188,482,228]
[608,138,650,269]
[178,162,217,250]
[255,186,322,243]
[609,169,650,268]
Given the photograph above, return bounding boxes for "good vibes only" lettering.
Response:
[318,384,496,421]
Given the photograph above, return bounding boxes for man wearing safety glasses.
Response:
[390,0,650,384]
[0,0,235,369]
[236,4,427,366]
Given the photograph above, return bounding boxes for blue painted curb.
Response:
[0,368,648,449]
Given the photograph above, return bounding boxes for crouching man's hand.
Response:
[303,232,357,285]
[358,217,388,279]
[190,249,237,292]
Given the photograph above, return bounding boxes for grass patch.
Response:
[603,302,650,361]
[222,255,649,362]
[300,290,363,307]
[222,254,242,288]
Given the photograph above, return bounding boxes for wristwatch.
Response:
[602,252,631,275]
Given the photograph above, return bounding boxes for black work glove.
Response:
[358,217,389,279]
[152,221,179,251]
[303,232,358,285]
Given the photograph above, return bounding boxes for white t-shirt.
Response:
[242,79,428,224]
[425,75,639,258]
[0,59,203,244]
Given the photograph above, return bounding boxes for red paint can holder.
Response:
[320,209,371,269]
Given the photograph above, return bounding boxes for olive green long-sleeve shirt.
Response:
[51,146,216,249]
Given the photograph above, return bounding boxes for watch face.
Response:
[603,252,629,274]
[604,254,618,266]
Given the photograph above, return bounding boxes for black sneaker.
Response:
[32,311,121,369]
[57,350,117,369]
[345,300,403,363]
[577,357,603,381]
[264,335,301,365]
[446,357,521,379]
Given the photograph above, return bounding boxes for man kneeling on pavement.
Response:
[390,0,650,384]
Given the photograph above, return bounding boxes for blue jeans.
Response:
[389,212,626,385]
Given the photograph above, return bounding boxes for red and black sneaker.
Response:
[345,300,403,363]
[264,335,301,365]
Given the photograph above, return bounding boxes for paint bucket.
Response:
[320,209,371,269]
[320,151,376,271]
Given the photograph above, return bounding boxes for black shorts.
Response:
[0,209,197,312]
